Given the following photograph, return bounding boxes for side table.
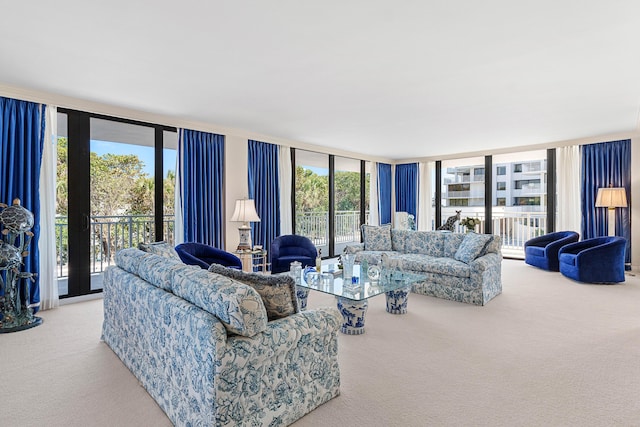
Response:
[236,249,269,273]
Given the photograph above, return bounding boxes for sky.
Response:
[303,166,328,176]
[91,140,176,177]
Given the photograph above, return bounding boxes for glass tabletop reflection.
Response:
[294,264,425,301]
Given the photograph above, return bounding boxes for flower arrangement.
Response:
[460,217,481,232]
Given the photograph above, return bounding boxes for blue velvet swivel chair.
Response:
[175,242,242,270]
[558,236,626,283]
[270,235,318,274]
[524,231,580,271]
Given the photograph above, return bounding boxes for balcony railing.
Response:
[55,209,543,280]
[55,214,175,278]
[297,209,544,258]
[443,210,546,258]
[295,210,369,248]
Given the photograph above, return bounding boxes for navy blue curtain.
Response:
[248,140,280,254]
[395,163,418,219]
[180,129,225,248]
[581,139,631,264]
[0,97,45,312]
[378,163,392,224]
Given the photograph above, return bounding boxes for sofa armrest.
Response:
[223,307,341,361]
[545,235,578,254]
[470,252,502,271]
[345,243,364,253]
[216,306,341,425]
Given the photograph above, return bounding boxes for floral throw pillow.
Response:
[454,233,494,264]
[208,264,299,321]
[138,241,181,261]
[362,224,393,251]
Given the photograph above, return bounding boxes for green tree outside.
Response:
[55,137,176,263]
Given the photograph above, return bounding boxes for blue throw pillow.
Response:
[454,233,494,264]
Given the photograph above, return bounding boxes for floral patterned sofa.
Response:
[347,226,502,306]
[102,247,341,426]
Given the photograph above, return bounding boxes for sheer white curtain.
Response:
[278,145,292,235]
[368,162,379,225]
[174,129,184,244]
[556,145,581,233]
[417,161,434,231]
[38,105,59,310]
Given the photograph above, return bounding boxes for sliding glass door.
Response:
[56,110,176,298]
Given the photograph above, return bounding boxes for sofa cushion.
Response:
[353,250,396,266]
[443,233,466,258]
[137,252,198,292]
[362,224,392,251]
[138,241,181,261]
[404,231,445,257]
[479,235,501,256]
[171,267,268,337]
[115,247,152,275]
[394,254,471,278]
[391,229,410,252]
[525,245,545,257]
[208,264,299,321]
[454,233,494,264]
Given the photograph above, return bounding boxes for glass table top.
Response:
[292,264,425,301]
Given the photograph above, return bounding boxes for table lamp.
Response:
[230,199,261,250]
[595,186,627,237]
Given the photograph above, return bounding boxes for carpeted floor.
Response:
[2,259,639,426]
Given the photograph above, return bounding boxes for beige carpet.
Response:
[2,259,640,427]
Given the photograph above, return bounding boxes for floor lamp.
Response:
[231,199,261,250]
[595,187,627,237]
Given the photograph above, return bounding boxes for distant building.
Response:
[442,160,547,212]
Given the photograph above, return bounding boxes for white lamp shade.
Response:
[230,199,261,223]
[595,187,628,208]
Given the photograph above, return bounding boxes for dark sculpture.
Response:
[436,210,461,232]
[0,198,42,333]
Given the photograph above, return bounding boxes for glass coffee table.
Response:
[293,265,425,335]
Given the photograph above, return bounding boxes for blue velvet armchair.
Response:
[524,231,580,271]
[175,242,242,270]
[270,235,318,274]
[558,236,626,283]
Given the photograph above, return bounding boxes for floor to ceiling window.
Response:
[440,157,485,232]
[56,110,176,298]
[334,156,366,254]
[436,151,551,258]
[492,150,547,258]
[293,150,369,257]
[294,150,330,257]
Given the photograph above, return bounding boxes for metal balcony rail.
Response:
[55,210,544,279]
[442,210,546,258]
[295,210,370,247]
[55,214,175,278]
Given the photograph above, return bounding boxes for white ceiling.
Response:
[1,1,639,159]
